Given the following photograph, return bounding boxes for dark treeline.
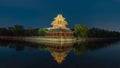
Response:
[88,27,120,38]
[0,25,38,36]
[0,24,120,38]
[73,24,120,38]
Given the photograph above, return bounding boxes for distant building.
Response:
[46,14,73,37]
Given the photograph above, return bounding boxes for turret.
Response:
[51,14,68,28]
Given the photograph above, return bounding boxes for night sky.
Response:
[0,0,120,31]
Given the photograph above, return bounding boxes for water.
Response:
[0,40,120,68]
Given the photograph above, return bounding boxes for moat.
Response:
[0,40,120,68]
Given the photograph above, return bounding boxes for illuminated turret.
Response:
[47,14,74,37]
[51,14,68,28]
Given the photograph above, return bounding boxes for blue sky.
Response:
[0,0,120,31]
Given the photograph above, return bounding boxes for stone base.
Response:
[23,36,76,43]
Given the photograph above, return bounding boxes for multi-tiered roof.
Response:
[51,14,68,28]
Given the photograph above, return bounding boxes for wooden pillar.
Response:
[54,33,55,36]
[68,33,69,36]
[59,32,62,36]
[66,32,68,36]
[63,33,65,36]
[51,33,53,36]
[62,33,64,36]
[55,32,57,36]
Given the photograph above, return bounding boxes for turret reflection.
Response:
[45,42,74,64]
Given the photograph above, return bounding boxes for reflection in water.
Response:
[0,39,119,64]
[46,42,73,64]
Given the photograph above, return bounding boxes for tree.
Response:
[25,27,38,36]
[38,29,47,36]
[88,27,120,38]
[0,28,8,35]
[74,24,88,38]
[8,24,24,36]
